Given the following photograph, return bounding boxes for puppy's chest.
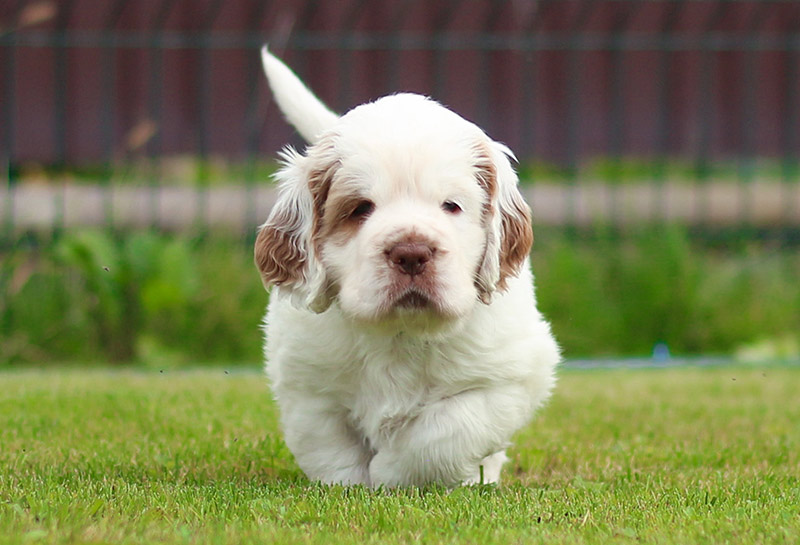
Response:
[346,342,472,441]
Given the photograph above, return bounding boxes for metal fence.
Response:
[2,0,800,233]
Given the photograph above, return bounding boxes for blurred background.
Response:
[1,0,798,367]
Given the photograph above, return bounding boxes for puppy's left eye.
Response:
[349,200,375,221]
[442,201,462,214]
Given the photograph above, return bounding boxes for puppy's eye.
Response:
[349,200,375,221]
[442,201,462,214]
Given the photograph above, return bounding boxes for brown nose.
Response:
[386,242,434,276]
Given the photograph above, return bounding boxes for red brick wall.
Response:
[2,0,798,165]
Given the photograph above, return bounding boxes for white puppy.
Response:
[256,48,560,487]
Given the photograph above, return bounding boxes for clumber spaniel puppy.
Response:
[255,48,560,487]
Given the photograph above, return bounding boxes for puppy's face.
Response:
[256,94,532,332]
[318,134,490,329]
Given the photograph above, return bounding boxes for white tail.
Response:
[260,46,339,144]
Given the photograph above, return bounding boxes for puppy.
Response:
[255,47,560,487]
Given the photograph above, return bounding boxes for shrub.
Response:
[1,227,798,365]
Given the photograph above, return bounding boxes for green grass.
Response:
[1,366,798,544]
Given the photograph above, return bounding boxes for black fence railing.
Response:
[1,0,799,233]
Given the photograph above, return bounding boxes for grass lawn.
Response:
[1,366,798,544]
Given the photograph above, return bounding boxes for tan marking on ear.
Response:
[254,139,339,288]
[308,161,337,254]
[473,140,534,293]
[473,143,497,226]
[497,195,533,291]
[254,218,306,287]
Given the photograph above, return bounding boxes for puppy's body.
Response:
[257,48,560,487]
[266,266,557,486]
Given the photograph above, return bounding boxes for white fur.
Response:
[261,46,339,144]
[257,48,560,487]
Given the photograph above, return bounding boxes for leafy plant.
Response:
[1,228,798,365]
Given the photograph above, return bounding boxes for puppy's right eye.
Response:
[349,200,375,221]
[442,201,462,214]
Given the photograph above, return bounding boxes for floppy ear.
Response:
[474,141,534,304]
[254,143,339,313]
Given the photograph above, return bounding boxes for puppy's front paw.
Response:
[368,451,404,488]
[461,450,507,485]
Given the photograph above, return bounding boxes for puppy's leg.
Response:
[368,385,531,487]
[462,451,509,485]
[280,397,372,485]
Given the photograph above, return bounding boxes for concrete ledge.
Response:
[2,181,799,231]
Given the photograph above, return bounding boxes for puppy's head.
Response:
[256,94,532,331]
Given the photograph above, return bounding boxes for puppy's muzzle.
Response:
[385,241,435,277]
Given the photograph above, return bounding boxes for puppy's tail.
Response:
[261,46,339,144]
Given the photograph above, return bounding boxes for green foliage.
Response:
[56,231,142,360]
[0,367,798,544]
[14,157,282,186]
[1,232,266,366]
[532,226,800,358]
[18,157,798,188]
[1,228,799,365]
[533,227,700,355]
[515,157,799,185]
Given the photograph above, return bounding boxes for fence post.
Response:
[652,1,685,222]
[2,4,20,239]
[781,12,800,225]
